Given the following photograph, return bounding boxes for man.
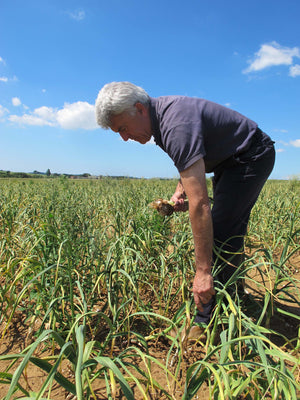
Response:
[95,81,275,329]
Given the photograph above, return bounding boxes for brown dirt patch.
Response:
[0,319,210,400]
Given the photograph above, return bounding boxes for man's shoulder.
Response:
[152,95,204,106]
[151,96,221,116]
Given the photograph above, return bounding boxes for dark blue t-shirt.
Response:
[149,96,258,173]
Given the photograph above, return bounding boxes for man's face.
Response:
[109,103,152,144]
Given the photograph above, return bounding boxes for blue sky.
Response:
[0,0,299,179]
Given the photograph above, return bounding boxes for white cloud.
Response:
[289,64,300,77]
[290,139,300,148]
[244,42,300,74]
[277,140,289,146]
[0,104,9,118]
[12,97,21,106]
[57,102,97,130]
[273,129,288,133]
[34,106,57,122]
[68,9,85,21]
[0,75,18,83]
[9,110,56,127]
[276,148,285,153]
[0,57,5,64]
[8,101,98,130]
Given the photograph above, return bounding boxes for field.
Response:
[0,177,299,400]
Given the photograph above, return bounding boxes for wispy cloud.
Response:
[273,129,289,134]
[0,57,18,83]
[0,104,9,119]
[243,42,300,77]
[8,101,98,130]
[276,138,300,149]
[0,75,18,83]
[67,9,85,21]
[289,64,300,77]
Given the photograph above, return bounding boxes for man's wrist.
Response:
[195,265,212,274]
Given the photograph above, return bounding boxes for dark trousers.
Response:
[195,129,275,324]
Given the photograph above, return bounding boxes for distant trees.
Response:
[0,170,29,178]
[0,169,98,179]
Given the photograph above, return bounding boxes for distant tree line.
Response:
[0,169,178,181]
[0,170,93,179]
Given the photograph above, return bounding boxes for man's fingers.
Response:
[195,291,215,306]
[194,294,204,312]
[192,274,215,312]
[200,295,212,304]
[201,297,210,304]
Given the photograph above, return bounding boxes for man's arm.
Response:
[179,158,215,312]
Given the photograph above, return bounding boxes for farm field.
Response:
[0,177,299,400]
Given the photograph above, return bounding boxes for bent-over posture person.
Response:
[95,81,275,335]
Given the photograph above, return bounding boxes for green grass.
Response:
[0,177,299,399]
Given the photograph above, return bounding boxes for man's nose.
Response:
[120,132,129,141]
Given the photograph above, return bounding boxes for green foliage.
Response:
[0,178,299,399]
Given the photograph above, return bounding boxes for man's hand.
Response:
[171,198,189,212]
[193,270,215,312]
[171,180,188,212]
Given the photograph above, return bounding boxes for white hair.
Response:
[95,81,150,129]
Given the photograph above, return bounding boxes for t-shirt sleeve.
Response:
[163,122,206,172]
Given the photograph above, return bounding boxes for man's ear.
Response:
[135,102,147,115]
